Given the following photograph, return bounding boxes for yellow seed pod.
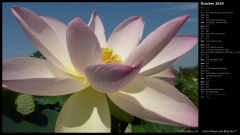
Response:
[15,94,35,116]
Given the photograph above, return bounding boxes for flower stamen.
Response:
[102,48,122,64]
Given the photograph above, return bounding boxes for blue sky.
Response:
[2,2,198,68]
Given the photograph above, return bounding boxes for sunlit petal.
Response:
[107,16,144,60]
[108,77,198,127]
[3,57,86,96]
[88,10,107,47]
[67,17,102,73]
[140,35,198,76]
[125,15,190,66]
[150,68,176,85]
[55,87,111,132]
[11,6,73,72]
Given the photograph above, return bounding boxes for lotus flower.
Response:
[3,6,198,132]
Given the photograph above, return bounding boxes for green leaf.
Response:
[131,125,146,133]
[174,65,198,107]
[35,94,70,106]
[3,90,60,132]
[2,109,59,132]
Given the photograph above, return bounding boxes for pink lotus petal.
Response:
[3,57,70,80]
[40,16,67,51]
[11,6,72,73]
[125,15,190,66]
[152,68,176,78]
[3,57,86,96]
[40,16,78,74]
[3,79,86,96]
[108,77,198,127]
[151,68,176,85]
[84,60,143,93]
[106,16,144,60]
[141,35,198,76]
[55,88,111,132]
[88,10,107,47]
[67,17,102,74]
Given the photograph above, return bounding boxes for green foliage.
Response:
[35,95,70,106]
[174,65,198,106]
[2,109,59,132]
[15,94,35,116]
[2,90,60,132]
[174,65,198,80]
[131,125,146,132]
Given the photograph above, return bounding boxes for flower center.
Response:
[71,48,123,86]
[102,48,122,64]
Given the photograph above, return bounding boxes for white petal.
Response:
[3,79,86,96]
[40,16,78,74]
[107,16,144,60]
[108,77,198,127]
[151,68,176,85]
[88,11,107,47]
[67,17,102,73]
[140,35,198,76]
[40,16,67,51]
[11,6,73,73]
[3,57,70,80]
[3,57,86,96]
[125,15,190,66]
[55,87,111,132]
[84,60,143,93]
[151,68,175,78]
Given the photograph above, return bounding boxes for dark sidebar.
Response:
[199,0,239,133]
